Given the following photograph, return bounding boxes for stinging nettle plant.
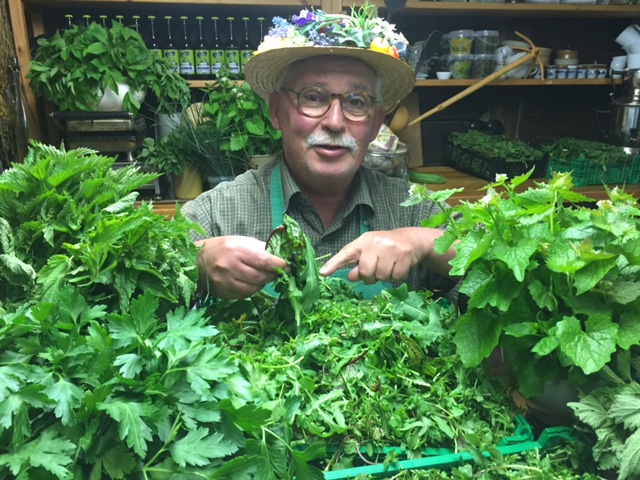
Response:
[27,21,191,115]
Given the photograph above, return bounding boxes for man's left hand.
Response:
[319,227,455,284]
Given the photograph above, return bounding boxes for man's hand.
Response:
[196,236,288,299]
[318,227,455,284]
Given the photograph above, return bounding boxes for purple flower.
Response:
[292,10,316,27]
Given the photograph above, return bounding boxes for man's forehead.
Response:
[283,56,377,87]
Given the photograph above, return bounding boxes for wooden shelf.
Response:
[23,0,325,6]
[415,78,621,87]
[353,0,640,18]
[413,166,640,204]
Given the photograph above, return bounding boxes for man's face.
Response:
[268,56,385,195]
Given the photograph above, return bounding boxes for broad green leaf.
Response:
[169,428,238,467]
[156,306,218,353]
[491,237,537,282]
[98,399,156,457]
[100,442,137,479]
[618,312,640,350]
[185,345,238,396]
[527,278,557,311]
[245,437,288,480]
[556,315,618,375]
[608,280,640,305]
[453,310,502,368]
[572,258,617,296]
[610,384,640,431]
[531,336,560,356]
[620,429,640,480]
[289,442,326,480]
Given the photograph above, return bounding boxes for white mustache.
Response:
[306,132,359,154]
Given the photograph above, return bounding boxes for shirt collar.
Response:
[278,159,375,219]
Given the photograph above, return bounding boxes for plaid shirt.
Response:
[181,160,457,296]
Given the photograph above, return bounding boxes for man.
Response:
[181,6,457,301]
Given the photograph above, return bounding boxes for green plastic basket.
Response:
[546,155,640,187]
[323,415,574,479]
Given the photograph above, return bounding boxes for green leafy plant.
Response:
[404,171,640,398]
[201,70,282,160]
[27,21,190,115]
[449,130,544,164]
[569,347,640,480]
[138,110,251,178]
[542,137,635,167]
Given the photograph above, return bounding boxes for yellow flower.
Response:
[370,37,390,54]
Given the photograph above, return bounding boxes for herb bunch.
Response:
[405,171,640,399]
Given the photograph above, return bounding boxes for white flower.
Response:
[480,188,499,205]
[495,173,508,183]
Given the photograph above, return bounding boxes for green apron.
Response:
[264,162,391,299]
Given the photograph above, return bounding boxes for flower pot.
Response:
[249,153,278,169]
[96,83,146,111]
[172,163,203,199]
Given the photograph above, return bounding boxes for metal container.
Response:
[609,98,640,149]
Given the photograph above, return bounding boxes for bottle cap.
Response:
[227,16,235,21]
[242,17,250,21]
[148,15,156,19]
[180,16,188,20]
[164,15,173,19]
[212,16,219,20]
[196,16,204,20]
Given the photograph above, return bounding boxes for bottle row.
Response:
[61,14,267,80]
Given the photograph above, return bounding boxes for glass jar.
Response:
[449,30,475,55]
[472,54,496,78]
[473,30,500,54]
[448,54,473,79]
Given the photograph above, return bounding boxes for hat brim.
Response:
[244,46,416,112]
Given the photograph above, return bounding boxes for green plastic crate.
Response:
[546,155,640,187]
[323,415,574,479]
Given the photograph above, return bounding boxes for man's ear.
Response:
[268,92,281,130]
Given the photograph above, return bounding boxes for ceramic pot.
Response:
[96,83,147,111]
[172,163,203,199]
[248,153,278,169]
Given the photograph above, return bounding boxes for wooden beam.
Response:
[7,0,42,145]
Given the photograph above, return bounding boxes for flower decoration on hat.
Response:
[256,2,409,61]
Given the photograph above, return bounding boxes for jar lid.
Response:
[474,30,499,36]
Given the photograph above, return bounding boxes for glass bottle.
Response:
[179,16,196,79]
[240,16,254,77]
[64,14,74,30]
[194,16,211,80]
[132,15,141,34]
[224,16,241,78]
[147,15,163,59]
[163,16,180,73]
[209,16,224,78]
[257,16,266,44]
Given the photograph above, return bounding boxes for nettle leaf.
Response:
[185,345,238,396]
[546,240,587,274]
[0,429,75,479]
[610,384,640,431]
[556,315,619,374]
[620,429,640,480]
[169,428,239,467]
[449,231,493,277]
[528,278,557,311]
[608,279,640,305]
[98,399,156,457]
[572,257,617,296]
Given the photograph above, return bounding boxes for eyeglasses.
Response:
[280,86,377,122]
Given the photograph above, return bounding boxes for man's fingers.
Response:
[319,245,360,277]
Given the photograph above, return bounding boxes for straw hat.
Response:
[244,4,415,112]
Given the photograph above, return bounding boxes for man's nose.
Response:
[322,98,346,131]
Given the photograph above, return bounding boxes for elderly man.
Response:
[181,6,457,300]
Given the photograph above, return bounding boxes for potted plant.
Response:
[27,21,190,115]
[404,170,640,414]
[138,110,251,199]
[201,69,282,168]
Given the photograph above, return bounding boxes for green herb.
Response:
[569,347,640,480]
[202,70,282,159]
[405,170,640,398]
[542,137,635,167]
[449,131,544,164]
[0,141,201,313]
[27,21,190,115]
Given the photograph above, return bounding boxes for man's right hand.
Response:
[195,236,288,299]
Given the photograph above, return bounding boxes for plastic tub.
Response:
[473,30,500,54]
[449,30,475,55]
[472,53,496,78]
[448,54,473,79]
